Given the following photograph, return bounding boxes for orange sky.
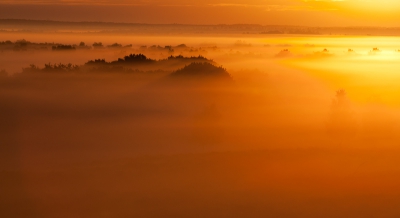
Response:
[0,0,399,26]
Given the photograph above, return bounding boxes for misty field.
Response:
[2,31,400,218]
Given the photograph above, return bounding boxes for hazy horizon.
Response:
[3,18,400,27]
[2,0,400,26]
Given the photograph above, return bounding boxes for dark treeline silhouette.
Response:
[107,43,132,48]
[19,54,216,75]
[84,54,214,71]
[85,54,155,66]
[52,45,76,51]
[0,40,13,45]
[139,44,208,54]
[0,39,135,51]
[0,39,78,51]
[86,54,211,65]
[158,43,208,55]
[166,55,209,61]
[0,39,210,58]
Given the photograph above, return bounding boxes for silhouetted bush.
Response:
[369,47,381,55]
[116,54,154,63]
[175,44,187,48]
[15,39,30,47]
[77,42,91,49]
[108,43,122,48]
[93,42,104,48]
[0,40,12,45]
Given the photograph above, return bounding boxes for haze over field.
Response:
[2,2,400,218]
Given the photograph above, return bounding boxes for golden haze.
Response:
[1,4,400,218]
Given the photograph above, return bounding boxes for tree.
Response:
[326,89,358,139]
[92,42,104,48]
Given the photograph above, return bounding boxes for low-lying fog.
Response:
[2,33,400,218]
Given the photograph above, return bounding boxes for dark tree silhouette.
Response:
[92,42,104,48]
[0,40,12,45]
[116,54,154,63]
[15,39,30,47]
[108,43,122,48]
[326,89,358,139]
[175,44,187,48]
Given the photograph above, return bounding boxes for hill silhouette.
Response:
[169,62,231,80]
[132,62,234,120]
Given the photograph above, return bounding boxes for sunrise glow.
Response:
[1,1,400,218]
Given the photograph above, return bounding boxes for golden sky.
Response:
[0,0,399,26]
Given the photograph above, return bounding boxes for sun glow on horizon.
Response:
[273,36,400,106]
